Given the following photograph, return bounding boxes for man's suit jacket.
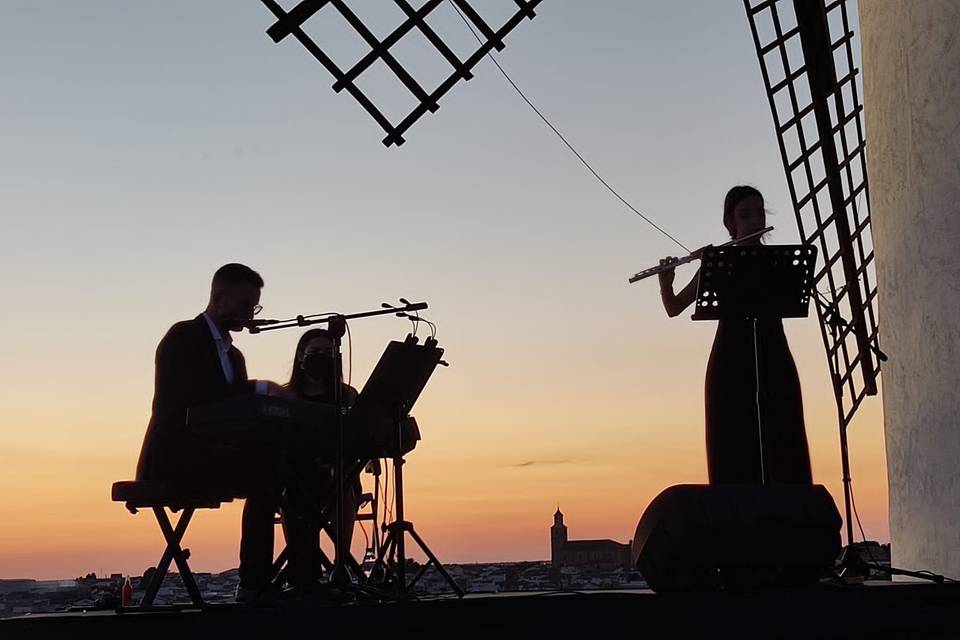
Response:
[136,314,254,481]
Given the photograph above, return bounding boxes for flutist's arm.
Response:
[658,257,699,317]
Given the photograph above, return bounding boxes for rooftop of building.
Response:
[3,581,959,639]
[558,539,629,551]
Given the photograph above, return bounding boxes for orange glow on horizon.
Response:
[0,378,890,579]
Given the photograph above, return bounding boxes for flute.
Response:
[628,226,773,284]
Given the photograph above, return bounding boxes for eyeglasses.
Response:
[242,304,263,316]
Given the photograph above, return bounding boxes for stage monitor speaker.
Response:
[631,484,841,592]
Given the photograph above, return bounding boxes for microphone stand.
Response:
[809,295,942,583]
[249,301,428,593]
[813,292,887,550]
[327,315,349,589]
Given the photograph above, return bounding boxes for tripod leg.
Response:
[394,527,407,594]
[346,551,366,582]
[385,535,404,597]
[407,560,431,591]
[408,527,464,597]
[364,529,396,588]
[318,547,334,572]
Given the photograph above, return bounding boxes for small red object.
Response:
[121,576,133,607]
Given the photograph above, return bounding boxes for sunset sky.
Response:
[0,1,888,580]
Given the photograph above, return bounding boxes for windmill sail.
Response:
[745,0,881,429]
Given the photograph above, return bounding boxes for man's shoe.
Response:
[234,583,277,606]
[280,582,356,606]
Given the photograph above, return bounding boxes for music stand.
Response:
[693,244,817,484]
[356,336,464,599]
[353,338,441,419]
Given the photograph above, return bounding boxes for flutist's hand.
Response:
[658,256,679,290]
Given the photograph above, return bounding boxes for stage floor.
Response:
[4,582,960,639]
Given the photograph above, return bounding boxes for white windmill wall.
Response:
[860,0,960,579]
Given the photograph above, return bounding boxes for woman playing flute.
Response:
[657,185,812,485]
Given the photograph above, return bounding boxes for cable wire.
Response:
[848,455,956,583]
[376,464,387,530]
[358,516,370,549]
[387,467,396,521]
[345,320,353,385]
[383,459,393,523]
[849,477,870,544]
[446,0,690,254]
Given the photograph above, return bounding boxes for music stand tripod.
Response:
[693,244,817,484]
[359,336,464,599]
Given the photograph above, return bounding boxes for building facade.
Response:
[861,0,960,579]
[550,508,631,570]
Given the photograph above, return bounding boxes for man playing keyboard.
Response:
[135,263,308,603]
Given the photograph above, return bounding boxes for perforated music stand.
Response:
[692,245,816,321]
[357,337,464,599]
[693,244,817,484]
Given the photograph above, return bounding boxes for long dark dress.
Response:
[704,317,812,484]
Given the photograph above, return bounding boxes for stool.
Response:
[111,480,235,607]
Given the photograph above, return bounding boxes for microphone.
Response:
[384,299,428,312]
[244,319,279,333]
[382,302,407,318]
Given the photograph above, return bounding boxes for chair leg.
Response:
[346,551,366,582]
[271,545,290,587]
[144,507,203,607]
[317,546,333,572]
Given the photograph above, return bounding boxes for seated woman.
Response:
[282,328,362,576]
[288,328,359,407]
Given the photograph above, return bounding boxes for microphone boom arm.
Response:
[248,302,428,333]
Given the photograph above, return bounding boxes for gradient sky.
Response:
[0,0,888,580]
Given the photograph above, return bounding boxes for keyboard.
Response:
[186,394,418,459]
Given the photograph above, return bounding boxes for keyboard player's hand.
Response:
[263,380,296,400]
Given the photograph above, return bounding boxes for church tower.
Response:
[550,507,567,567]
